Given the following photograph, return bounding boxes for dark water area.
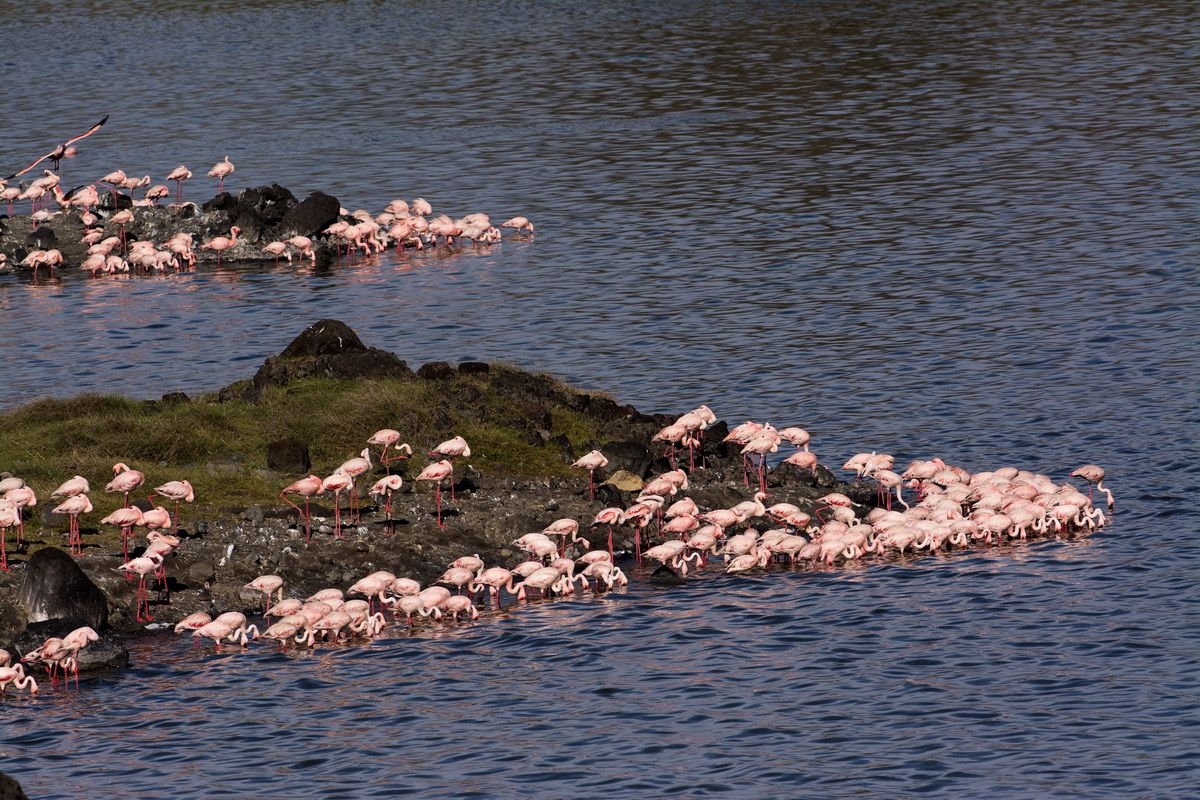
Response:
[1,1,1197,797]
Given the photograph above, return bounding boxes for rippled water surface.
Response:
[1,1,1197,798]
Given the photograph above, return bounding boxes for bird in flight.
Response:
[5,114,109,180]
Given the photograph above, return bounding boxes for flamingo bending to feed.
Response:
[281,474,323,542]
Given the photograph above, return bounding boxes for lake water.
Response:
[1,1,1197,797]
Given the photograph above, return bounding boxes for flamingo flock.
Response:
[0,402,1114,687]
[1,151,535,279]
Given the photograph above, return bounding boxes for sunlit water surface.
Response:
[0,1,1197,797]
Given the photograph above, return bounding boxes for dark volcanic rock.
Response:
[599,440,656,478]
[274,190,341,239]
[239,319,413,398]
[0,771,28,800]
[417,361,455,380]
[266,438,311,472]
[17,548,108,630]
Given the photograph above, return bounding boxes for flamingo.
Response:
[428,436,470,500]
[571,449,609,500]
[336,447,373,523]
[199,225,241,267]
[262,241,292,263]
[369,474,404,526]
[415,459,454,528]
[0,500,18,572]
[52,494,93,555]
[590,506,626,561]
[321,471,353,538]
[281,475,323,542]
[117,552,163,623]
[51,475,90,499]
[101,506,144,562]
[154,479,194,524]
[4,485,36,545]
[5,114,107,179]
[1071,464,1114,509]
[367,429,412,470]
[286,235,315,262]
[0,663,39,695]
[499,216,534,233]
[245,575,284,616]
[208,155,234,192]
[105,462,145,508]
[165,165,192,202]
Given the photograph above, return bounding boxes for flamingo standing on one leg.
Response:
[52,494,93,555]
[245,575,284,616]
[415,459,454,528]
[154,479,194,526]
[281,474,324,542]
[105,462,145,508]
[590,507,626,561]
[208,155,234,192]
[1071,464,1114,509]
[0,500,19,572]
[571,449,609,501]
[199,225,241,267]
[101,506,144,562]
[367,429,412,472]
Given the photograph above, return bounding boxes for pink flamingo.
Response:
[415,459,454,528]
[5,114,107,179]
[369,474,404,527]
[321,471,353,538]
[571,449,609,500]
[52,494,93,555]
[499,216,534,233]
[208,155,234,192]
[245,575,284,616]
[367,429,412,471]
[262,241,291,263]
[5,485,36,545]
[105,462,145,508]
[281,475,324,542]
[1071,464,1114,509]
[117,552,163,623]
[0,500,18,572]
[165,165,192,202]
[428,436,470,500]
[336,447,373,523]
[101,506,144,562]
[153,479,194,525]
[0,664,39,696]
[590,506,626,561]
[199,225,240,267]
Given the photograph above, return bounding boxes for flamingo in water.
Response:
[200,225,240,267]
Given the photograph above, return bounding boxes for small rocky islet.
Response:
[0,318,1110,691]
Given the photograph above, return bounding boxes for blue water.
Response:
[1,1,1197,797]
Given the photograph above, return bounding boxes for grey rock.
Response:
[17,548,108,630]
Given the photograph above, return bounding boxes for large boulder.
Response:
[17,547,108,630]
[274,190,341,239]
[241,319,414,397]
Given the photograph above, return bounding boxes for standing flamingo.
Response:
[105,462,145,508]
[415,459,454,528]
[101,506,144,562]
[321,471,353,538]
[154,479,194,525]
[117,552,163,623]
[208,155,234,192]
[1071,464,1114,509]
[281,474,323,542]
[165,165,192,202]
[0,500,19,572]
[245,575,285,616]
[571,449,609,501]
[367,429,412,471]
[428,436,470,500]
[199,225,240,267]
[4,485,36,545]
[590,507,626,561]
[52,494,93,555]
[369,474,404,528]
[336,447,373,523]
